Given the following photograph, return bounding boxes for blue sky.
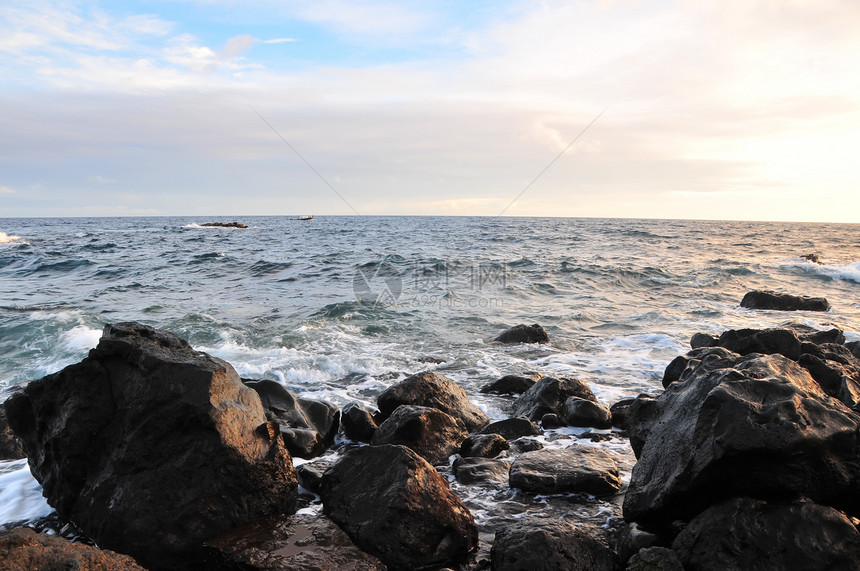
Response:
[1,0,859,221]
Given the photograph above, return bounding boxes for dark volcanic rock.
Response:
[341,402,379,442]
[626,547,683,571]
[511,376,597,422]
[509,438,544,453]
[690,332,717,349]
[480,374,540,395]
[740,289,830,311]
[201,221,248,228]
[452,457,510,485]
[460,433,509,458]
[4,322,298,570]
[623,351,860,528]
[0,527,145,570]
[320,444,478,570]
[847,341,860,360]
[494,323,550,344]
[371,405,468,465]
[478,417,541,440]
[491,519,616,571]
[661,346,739,388]
[561,396,612,428]
[797,342,860,410]
[615,522,660,563]
[715,327,803,360]
[509,447,621,496]
[626,395,659,459]
[672,497,860,571]
[540,412,563,428]
[295,460,332,495]
[204,514,386,571]
[0,404,25,460]
[608,397,638,431]
[377,371,489,431]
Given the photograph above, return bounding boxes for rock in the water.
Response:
[491,519,616,571]
[340,402,379,442]
[803,253,823,264]
[494,323,550,344]
[623,351,860,528]
[715,327,803,360]
[4,322,298,570]
[480,373,540,395]
[626,395,659,459]
[452,457,511,485]
[201,221,248,228]
[608,397,639,431]
[320,444,478,570]
[0,404,25,460]
[509,447,621,496]
[0,527,145,570]
[509,438,544,453]
[689,332,717,349]
[511,376,597,422]
[561,396,612,428]
[296,460,332,495]
[204,514,386,571]
[797,343,860,410]
[740,289,830,311]
[377,371,489,431]
[460,433,509,458]
[371,405,468,465]
[626,547,683,571]
[847,341,860,360]
[661,346,739,388]
[672,497,860,571]
[479,417,541,440]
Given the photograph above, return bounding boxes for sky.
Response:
[1,0,859,222]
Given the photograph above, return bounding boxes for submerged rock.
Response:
[491,519,616,571]
[452,457,510,485]
[624,351,860,528]
[377,371,489,431]
[511,376,597,422]
[371,404,468,465]
[4,322,298,570]
[320,444,478,570]
[740,289,830,312]
[460,433,509,458]
[201,221,248,228]
[509,447,621,496]
[0,527,145,570]
[672,497,860,570]
[494,323,550,344]
[204,514,386,571]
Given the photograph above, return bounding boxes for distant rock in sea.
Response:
[201,221,248,228]
[740,289,830,311]
[495,323,550,343]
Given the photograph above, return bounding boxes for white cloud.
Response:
[88,175,115,184]
[0,186,16,194]
[264,38,298,44]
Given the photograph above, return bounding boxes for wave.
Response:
[249,260,293,277]
[817,261,860,284]
[0,232,24,245]
[20,259,94,275]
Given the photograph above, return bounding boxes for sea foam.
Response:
[0,460,53,525]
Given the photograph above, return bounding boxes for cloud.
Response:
[0,185,16,194]
[220,34,254,58]
[264,38,298,44]
[88,175,115,184]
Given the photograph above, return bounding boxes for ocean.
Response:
[1,216,859,534]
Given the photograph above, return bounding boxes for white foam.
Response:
[0,460,53,525]
[819,261,860,284]
[0,232,24,245]
[60,326,102,353]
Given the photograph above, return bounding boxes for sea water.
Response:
[1,216,858,532]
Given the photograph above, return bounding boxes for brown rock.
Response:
[0,527,145,571]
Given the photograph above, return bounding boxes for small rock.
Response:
[494,323,550,344]
[512,376,597,422]
[509,447,622,495]
[740,289,830,312]
[478,417,541,440]
[615,522,660,563]
[460,433,509,458]
[609,397,638,431]
[626,547,683,571]
[541,412,564,429]
[296,460,332,494]
[509,438,544,453]
[716,327,802,360]
[561,396,612,429]
[452,457,511,485]
[689,332,717,349]
[491,519,616,571]
[0,528,145,570]
[377,371,489,431]
[480,374,540,395]
[340,402,378,442]
[371,405,468,465]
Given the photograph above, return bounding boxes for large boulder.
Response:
[740,289,830,311]
[371,405,468,465]
[490,519,616,571]
[560,396,612,428]
[4,322,298,570]
[672,497,860,570]
[203,514,386,570]
[0,527,145,570]
[377,371,489,431]
[511,377,597,422]
[320,444,478,570]
[494,323,550,344]
[509,447,622,496]
[623,351,860,528]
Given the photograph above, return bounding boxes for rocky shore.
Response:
[3,289,860,569]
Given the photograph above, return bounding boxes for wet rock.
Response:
[626,547,683,571]
[512,376,597,422]
[672,497,860,571]
[715,327,803,360]
[623,352,860,528]
[540,412,563,429]
[452,457,510,485]
[740,289,830,311]
[201,221,248,228]
[847,340,860,360]
[243,379,340,459]
[494,323,550,344]
[479,417,541,440]
[661,346,739,388]
[460,433,509,458]
[625,395,659,459]
[296,460,332,495]
[609,397,639,431]
[797,346,860,410]
[509,446,622,495]
[0,404,25,460]
[0,527,145,570]
[204,514,386,571]
[561,396,612,428]
[320,444,478,570]
[689,332,717,349]
[371,405,468,466]
[4,322,298,570]
[791,325,845,345]
[480,373,540,395]
[491,519,616,571]
[509,438,544,453]
[377,371,489,431]
[341,402,379,442]
[803,253,823,264]
[615,522,660,563]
